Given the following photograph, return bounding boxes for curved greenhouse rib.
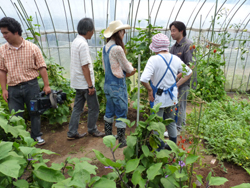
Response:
[231,14,250,91]
[187,0,207,39]
[62,0,71,55]
[114,0,117,20]
[35,12,43,51]
[150,0,156,17]
[186,0,201,27]
[205,0,227,39]
[10,0,28,39]
[0,6,7,17]
[44,0,62,65]
[67,0,76,38]
[223,0,247,88]
[174,0,185,21]
[133,0,140,37]
[91,0,97,57]
[202,2,214,27]
[34,0,51,58]
[241,20,250,90]
[219,0,241,32]
[83,0,86,16]
[153,0,162,26]
[165,0,178,35]
[106,0,109,28]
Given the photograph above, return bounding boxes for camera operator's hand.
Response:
[88,87,95,96]
[43,86,51,95]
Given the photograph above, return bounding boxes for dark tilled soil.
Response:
[39,103,250,187]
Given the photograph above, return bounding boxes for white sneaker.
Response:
[164,131,169,137]
[35,136,45,146]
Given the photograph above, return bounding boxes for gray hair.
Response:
[77,18,94,35]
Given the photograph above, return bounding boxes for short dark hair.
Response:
[0,17,22,36]
[77,18,94,35]
[169,21,186,37]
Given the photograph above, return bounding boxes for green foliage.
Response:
[0,103,29,141]
[125,19,162,70]
[189,43,227,102]
[187,96,250,168]
[93,44,106,115]
[93,103,228,187]
[38,58,75,125]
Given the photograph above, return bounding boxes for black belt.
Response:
[15,78,37,86]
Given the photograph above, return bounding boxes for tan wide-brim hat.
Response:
[104,20,131,38]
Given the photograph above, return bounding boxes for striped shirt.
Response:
[0,39,46,86]
[70,35,95,89]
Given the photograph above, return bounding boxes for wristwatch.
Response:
[88,85,94,89]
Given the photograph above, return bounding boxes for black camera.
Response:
[156,88,164,96]
[30,90,66,115]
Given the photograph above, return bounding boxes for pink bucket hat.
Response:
[149,33,170,52]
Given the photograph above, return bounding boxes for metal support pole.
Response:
[136,54,141,126]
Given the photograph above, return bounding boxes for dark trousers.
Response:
[67,89,99,137]
[8,78,42,139]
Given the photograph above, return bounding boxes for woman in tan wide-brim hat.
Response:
[102,20,136,148]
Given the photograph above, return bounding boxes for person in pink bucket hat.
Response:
[140,33,192,150]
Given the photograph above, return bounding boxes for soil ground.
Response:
[39,98,250,187]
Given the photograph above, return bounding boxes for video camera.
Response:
[30,90,67,115]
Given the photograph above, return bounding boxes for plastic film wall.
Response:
[0,0,250,91]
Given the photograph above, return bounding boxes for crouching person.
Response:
[140,33,192,150]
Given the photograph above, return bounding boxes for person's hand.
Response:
[148,90,154,102]
[43,86,51,95]
[2,89,8,103]
[126,68,137,77]
[88,87,95,95]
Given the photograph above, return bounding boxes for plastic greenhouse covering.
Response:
[0,0,250,92]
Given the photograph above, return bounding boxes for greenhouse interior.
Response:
[0,0,250,188]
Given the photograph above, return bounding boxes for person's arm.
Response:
[39,67,51,94]
[0,70,8,102]
[82,64,95,95]
[176,72,192,88]
[115,46,136,77]
[141,81,154,102]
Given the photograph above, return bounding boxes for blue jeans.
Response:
[67,89,99,137]
[104,85,128,128]
[8,78,42,139]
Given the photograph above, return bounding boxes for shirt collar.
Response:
[77,34,87,42]
[174,37,186,47]
[7,38,25,50]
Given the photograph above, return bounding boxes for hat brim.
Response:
[104,24,131,38]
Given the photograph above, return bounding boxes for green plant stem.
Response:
[114,168,129,188]
[110,148,116,162]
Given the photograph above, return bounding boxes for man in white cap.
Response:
[140,33,192,150]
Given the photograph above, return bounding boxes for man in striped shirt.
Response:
[0,17,51,145]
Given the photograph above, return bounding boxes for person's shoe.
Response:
[105,121,113,135]
[67,133,87,140]
[164,131,169,137]
[35,136,46,146]
[89,130,105,137]
[117,128,127,148]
